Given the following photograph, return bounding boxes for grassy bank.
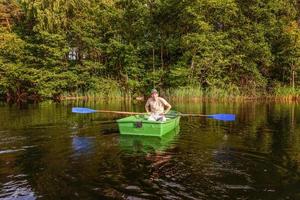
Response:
[59,86,300,102]
[166,86,248,101]
[273,86,300,101]
[61,88,124,101]
[167,86,300,102]
[166,86,242,101]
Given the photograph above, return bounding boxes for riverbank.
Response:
[60,88,300,102]
[60,86,300,102]
[2,86,300,103]
[60,96,300,103]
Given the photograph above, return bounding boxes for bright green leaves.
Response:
[1,0,300,101]
[23,31,68,69]
[0,29,26,62]
[20,0,77,33]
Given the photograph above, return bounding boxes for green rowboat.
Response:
[117,111,180,137]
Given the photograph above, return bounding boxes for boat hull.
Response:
[117,113,180,137]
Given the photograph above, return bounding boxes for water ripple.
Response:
[0,146,37,155]
[0,178,37,200]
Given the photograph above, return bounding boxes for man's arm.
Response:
[145,99,151,114]
[159,97,171,114]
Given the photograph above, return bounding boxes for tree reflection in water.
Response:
[72,136,94,157]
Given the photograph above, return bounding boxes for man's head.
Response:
[151,89,158,99]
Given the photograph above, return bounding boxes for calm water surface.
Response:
[0,100,299,200]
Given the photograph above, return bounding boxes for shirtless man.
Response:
[145,89,171,121]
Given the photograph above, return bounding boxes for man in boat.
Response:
[145,89,171,121]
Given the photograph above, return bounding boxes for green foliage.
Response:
[1,0,300,101]
[274,85,300,97]
[24,31,69,68]
[0,28,25,62]
[168,64,191,87]
[167,86,204,99]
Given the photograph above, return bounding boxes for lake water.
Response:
[0,100,299,200]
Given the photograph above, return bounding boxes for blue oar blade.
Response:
[208,114,236,121]
[72,107,97,114]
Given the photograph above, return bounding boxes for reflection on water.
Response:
[0,175,36,200]
[119,126,180,154]
[0,101,299,199]
[72,136,95,157]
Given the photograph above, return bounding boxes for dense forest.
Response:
[0,0,300,102]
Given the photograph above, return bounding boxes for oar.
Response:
[72,107,236,121]
[72,107,146,115]
[174,113,236,121]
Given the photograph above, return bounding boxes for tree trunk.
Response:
[5,17,11,31]
[152,47,155,71]
[120,71,129,99]
[160,44,164,68]
[153,47,155,88]
[291,64,295,89]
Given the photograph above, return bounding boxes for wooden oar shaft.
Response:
[96,110,146,115]
[178,113,208,117]
[72,107,234,121]
[95,111,219,118]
